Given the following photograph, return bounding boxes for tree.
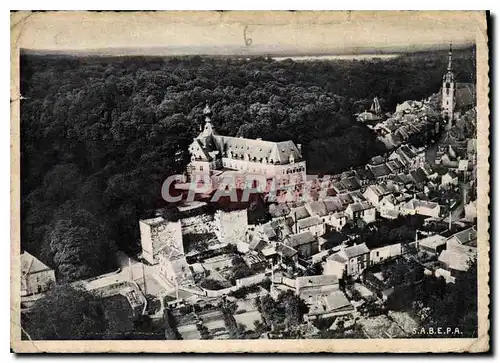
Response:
[22,284,107,340]
[261,277,272,291]
[48,208,116,282]
[277,290,309,329]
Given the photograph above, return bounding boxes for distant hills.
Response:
[20,41,474,59]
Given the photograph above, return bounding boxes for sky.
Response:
[13,11,482,56]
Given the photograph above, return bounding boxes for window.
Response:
[199,166,203,171]
[376,251,379,257]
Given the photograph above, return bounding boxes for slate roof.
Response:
[410,168,427,184]
[354,168,375,181]
[342,176,362,191]
[306,201,328,217]
[276,243,298,258]
[290,205,310,220]
[297,215,323,230]
[448,226,477,246]
[288,231,316,247]
[213,135,302,165]
[368,163,392,178]
[343,243,370,258]
[347,201,373,213]
[269,203,291,218]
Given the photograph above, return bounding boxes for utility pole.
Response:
[142,262,147,296]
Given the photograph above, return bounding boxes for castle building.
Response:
[442,43,456,129]
[187,105,306,188]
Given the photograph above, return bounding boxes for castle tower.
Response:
[442,42,456,129]
[199,104,216,137]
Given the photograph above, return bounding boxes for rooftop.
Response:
[448,226,477,246]
[21,251,52,275]
[343,243,370,258]
[297,215,323,229]
[290,205,310,220]
[347,201,373,213]
[368,163,392,178]
[288,231,316,247]
[438,249,475,272]
[418,234,447,249]
[296,274,339,290]
[306,201,328,217]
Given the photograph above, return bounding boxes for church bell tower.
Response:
[442,42,456,129]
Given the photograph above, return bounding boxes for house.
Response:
[386,159,405,174]
[367,163,393,181]
[158,253,195,289]
[333,176,361,193]
[378,193,401,218]
[325,243,371,277]
[363,184,392,208]
[21,251,56,297]
[345,202,376,225]
[409,167,428,185]
[276,243,298,263]
[441,171,459,188]
[354,168,375,186]
[400,199,441,218]
[295,274,339,298]
[269,203,291,221]
[295,215,326,237]
[348,190,366,203]
[369,243,402,265]
[323,253,348,277]
[446,226,477,249]
[393,173,414,188]
[289,205,310,222]
[418,234,447,255]
[437,248,476,283]
[306,290,355,320]
[436,227,477,283]
[305,201,328,221]
[287,231,319,259]
[139,217,184,264]
[342,243,370,276]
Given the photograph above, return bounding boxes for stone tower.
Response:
[442,42,456,129]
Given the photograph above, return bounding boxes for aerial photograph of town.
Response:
[16,15,481,344]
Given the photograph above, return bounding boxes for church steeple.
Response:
[442,42,456,129]
[447,42,453,72]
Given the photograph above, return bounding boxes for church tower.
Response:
[442,42,456,129]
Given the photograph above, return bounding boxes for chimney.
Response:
[297,144,302,153]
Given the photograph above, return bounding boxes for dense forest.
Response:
[20,46,476,282]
